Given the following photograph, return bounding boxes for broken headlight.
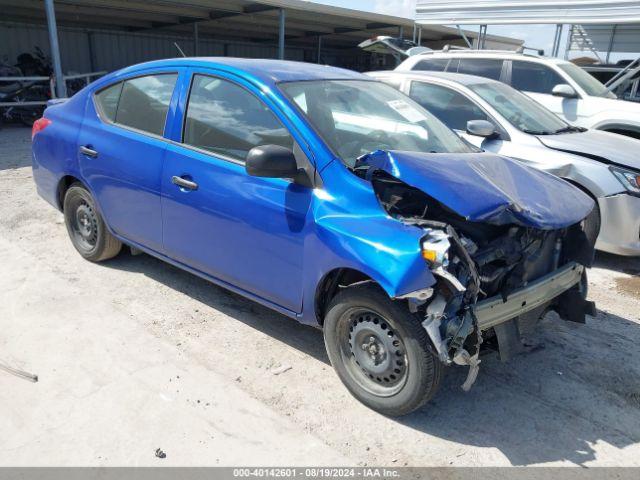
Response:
[610,166,640,195]
[421,229,450,268]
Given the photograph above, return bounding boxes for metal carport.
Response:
[0,0,523,98]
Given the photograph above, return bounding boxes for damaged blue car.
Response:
[32,58,596,416]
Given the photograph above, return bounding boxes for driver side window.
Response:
[182,74,294,162]
[409,81,489,131]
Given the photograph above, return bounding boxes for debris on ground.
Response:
[0,360,38,383]
[155,448,166,459]
[271,365,292,375]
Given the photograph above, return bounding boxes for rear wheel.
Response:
[63,183,121,262]
[323,284,442,416]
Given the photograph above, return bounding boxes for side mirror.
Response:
[466,120,496,138]
[552,84,578,99]
[246,145,299,179]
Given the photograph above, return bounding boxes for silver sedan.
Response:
[368,70,640,256]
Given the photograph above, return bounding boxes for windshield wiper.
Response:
[552,125,585,134]
[523,129,554,135]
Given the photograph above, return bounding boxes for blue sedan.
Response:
[32,58,596,416]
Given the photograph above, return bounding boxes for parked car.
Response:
[32,58,596,416]
[394,48,640,139]
[368,70,640,257]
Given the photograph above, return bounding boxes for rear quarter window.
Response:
[94,82,123,122]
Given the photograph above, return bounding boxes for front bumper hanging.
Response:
[474,262,585,331]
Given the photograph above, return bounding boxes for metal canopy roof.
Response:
[0,0,521,50]
[415,0,640,25]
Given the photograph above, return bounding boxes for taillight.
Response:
[32,117,52,140]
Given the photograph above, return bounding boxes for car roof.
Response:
[368,70,500,87]
[400,51,571,68]
[110,57,369,87]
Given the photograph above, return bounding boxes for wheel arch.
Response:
[57,174,84,210]
[595,122,640,139]
[314,268,382,326]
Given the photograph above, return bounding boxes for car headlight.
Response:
[421,230,450,268]
[610,166,640,195]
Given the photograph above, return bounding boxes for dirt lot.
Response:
[1,125,640,466]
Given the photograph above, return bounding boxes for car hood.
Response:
[359,150,594,229]
[537,129,640,170]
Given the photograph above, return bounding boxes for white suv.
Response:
[397,50,640,139]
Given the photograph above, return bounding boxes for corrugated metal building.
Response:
[0,0,523,76]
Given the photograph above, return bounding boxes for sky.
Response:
[310,0,630,62]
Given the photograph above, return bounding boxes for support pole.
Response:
[317,35,322,64]
[44,0,66,98]
[278,9,285,60]
[412,24,417,43]
[417,26,422,45]
[552,24,563,57]
[478,24,487,50]
[398,25,403,39]
[606,24,618,63]
[193,23,199,56]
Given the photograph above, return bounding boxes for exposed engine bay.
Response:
[356,154,597,391]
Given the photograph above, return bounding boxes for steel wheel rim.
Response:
[339,307,409,397]
[69,198,98,251]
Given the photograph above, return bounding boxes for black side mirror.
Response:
[246,145,299,179]
[466,120,497,138]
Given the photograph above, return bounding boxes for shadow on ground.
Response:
[101,248,640,466]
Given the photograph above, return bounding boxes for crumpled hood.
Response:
[537,129,640,171]
[360,150,594,229]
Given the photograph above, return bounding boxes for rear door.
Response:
[77,70,180,252]
[160,70,313,313]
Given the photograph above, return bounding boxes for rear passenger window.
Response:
[457,59,504,80]
[413,59,449,72]
[183,74,293,162]
[115,74,177,136]
[511,61,565,94]
[95,82,123,122]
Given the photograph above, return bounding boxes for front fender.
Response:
[298,161,436,325]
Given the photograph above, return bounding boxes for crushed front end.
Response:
[358,150,597,390]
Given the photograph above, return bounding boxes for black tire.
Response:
[582,203,601,250]
[323,283,442,416]
[63,183,122,262]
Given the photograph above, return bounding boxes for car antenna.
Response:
[174,42,187,58]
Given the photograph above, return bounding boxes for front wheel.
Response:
[63,183,122,262]
[323,284,442,416]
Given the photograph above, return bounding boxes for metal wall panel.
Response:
[1,22,308,74]
[415,1,640,25]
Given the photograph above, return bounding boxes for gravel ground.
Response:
[1,125,639,466]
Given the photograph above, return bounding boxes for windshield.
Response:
[558,63,616,98]
[469,82,570,134]
[279,80,471,167]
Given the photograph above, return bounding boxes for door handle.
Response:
[171,175,198,191]
[79,145,98,158]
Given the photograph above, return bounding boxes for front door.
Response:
[161,72,312,313]
[77,71,179,252]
